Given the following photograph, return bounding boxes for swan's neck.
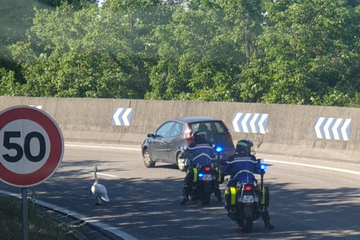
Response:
[94,168,98,183]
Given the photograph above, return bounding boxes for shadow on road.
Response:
[1,159,360,240]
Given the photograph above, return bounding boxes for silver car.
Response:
[141,117,235,171]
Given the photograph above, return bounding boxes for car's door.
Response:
[167,122,184,163]
[149,121,173,161]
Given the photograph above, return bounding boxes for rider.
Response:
[222,139,274,230]
[180,130,222,205]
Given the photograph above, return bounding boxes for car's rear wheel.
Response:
[143,149,155,168]
[176,152,186,172]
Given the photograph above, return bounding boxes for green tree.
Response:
[0,0,98,96]
[37,0,97,8]
[241,0,360,106]
[147,0,264,101]
[0,0,37,82]
[8,0,171,98]
[0,68,20,96]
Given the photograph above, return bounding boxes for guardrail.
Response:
[1,96,359,163]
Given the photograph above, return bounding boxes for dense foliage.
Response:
[1,0,360,106]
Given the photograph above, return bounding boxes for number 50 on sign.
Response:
[0,106,64,188]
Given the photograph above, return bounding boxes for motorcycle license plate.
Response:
[239,195,254,203]
[200,174,213,181]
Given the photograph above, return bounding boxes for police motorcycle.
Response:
[225,160,269,233]
[179,146,218,205]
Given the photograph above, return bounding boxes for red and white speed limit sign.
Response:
[0,106,64,187]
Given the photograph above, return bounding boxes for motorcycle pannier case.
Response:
[225,186,237,209]
[261,186,270,208]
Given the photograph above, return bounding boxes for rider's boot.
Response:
[214,188,222,202]
[264,220,274,230]
[261,210,274,230]
[180,196,189,205]
[180,187,190,205]
[227,207,237,218]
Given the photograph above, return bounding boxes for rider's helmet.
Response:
[192,130,207,144]
[236,139,254,156]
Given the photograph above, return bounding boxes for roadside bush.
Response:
[0,195,68,240]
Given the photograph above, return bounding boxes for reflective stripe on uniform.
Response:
[188,144,214,150]
[237,142,248,147]
[187,145,214,150]
[192,152,213,161]
[230,187,236,205]
[233,169,254,179]
[226,158,258,164]
[193,168,198,183]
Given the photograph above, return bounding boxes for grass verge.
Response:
[0,195,71,240]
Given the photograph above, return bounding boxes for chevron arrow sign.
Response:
[232,113,268,134]
[314,117,351,141]
[112,108,132,126]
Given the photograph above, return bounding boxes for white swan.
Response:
[91,166,110,205]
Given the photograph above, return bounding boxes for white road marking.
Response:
[93,172,117,178]
[60,168,118,178]
[77,170,117,178]
[65,143,140,151]
[66,142,360,176]
[265,159,360,176]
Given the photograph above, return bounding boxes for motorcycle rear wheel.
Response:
[242,217,253,233]
[201,193,211,205]
[236,219,244,228]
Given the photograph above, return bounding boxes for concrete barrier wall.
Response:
[1,96,359,162]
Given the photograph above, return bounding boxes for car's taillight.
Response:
[226,133,232,142]
[222,121,233,143]
[184,124,193,143]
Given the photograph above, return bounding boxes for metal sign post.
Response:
[22,188,28,240]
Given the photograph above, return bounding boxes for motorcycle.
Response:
[225,160,269,233]
[179,146,219,205]
[190,163,217,205]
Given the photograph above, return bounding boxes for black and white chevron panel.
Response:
[112,108,132,126]
[232,112,268,134]
[314,117,351,141]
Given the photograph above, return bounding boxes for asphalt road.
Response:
[1,142,360,240]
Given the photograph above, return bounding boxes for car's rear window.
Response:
[189,121,227,134]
